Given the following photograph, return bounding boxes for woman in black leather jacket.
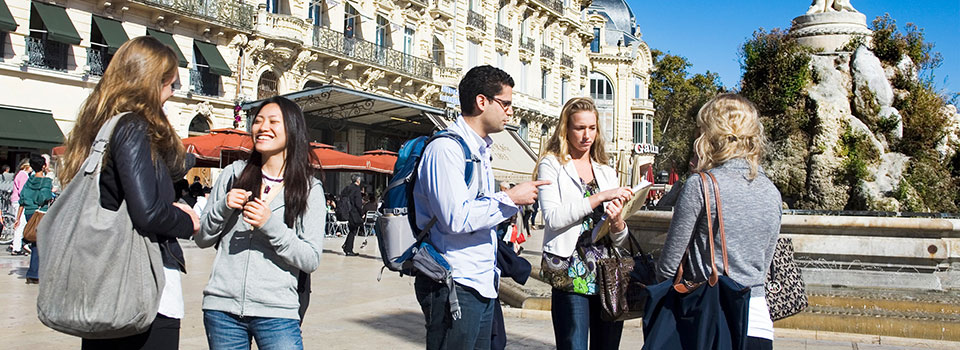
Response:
[57,36,200,350]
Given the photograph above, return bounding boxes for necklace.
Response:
[262,171,283,194]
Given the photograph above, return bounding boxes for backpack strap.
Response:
[428,130,481,195]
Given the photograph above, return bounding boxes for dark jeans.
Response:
[551,289,623,350]
[747,336,773,350]
[81,314,181,350]
[342,222,361,253]
[414,275,494,350]
[25,213,39,280]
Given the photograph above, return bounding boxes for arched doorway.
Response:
[188,114,211,136]
[258,71,278,100]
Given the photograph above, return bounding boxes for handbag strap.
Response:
[82,112,130,175]
[672,172,728,290]
[706,172,731,276]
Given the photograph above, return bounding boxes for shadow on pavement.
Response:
[348,310,554,349]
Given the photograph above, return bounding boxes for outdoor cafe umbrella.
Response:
[181,128,253,168]
[358,150,397,174]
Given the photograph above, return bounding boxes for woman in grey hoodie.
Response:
[656,94,782,350]
[196,96,325,350]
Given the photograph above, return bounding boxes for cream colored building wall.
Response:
[1,0,242,141]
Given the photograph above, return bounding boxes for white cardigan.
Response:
[537,154,629,258]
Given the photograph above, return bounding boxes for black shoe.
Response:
[344,251,359,257]
[25,278,39,284]
[10,250,26,256]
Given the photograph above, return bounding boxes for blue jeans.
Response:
[414,275,494,350]
[203,310,303,350]
[551,289,623,350]
[25,213,39,280]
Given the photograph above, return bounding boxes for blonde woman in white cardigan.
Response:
[536,97,634,350]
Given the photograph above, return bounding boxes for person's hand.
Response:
[598,186,634,203]
[172,202,200,234]
[606,197,628,232]
[226,189,252,210]
[505,180,552,205]
[243,197,271,229]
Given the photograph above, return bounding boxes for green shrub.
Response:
[740,28,815,140]
[894,80,948,156]
[901,151,959,212]
[870,14,942,72]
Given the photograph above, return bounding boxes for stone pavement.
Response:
[0,233,950,349]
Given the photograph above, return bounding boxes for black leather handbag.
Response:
[765,237,808,321]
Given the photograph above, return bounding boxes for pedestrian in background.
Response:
[56,36,200,349]
[338,173,364,256]
[16,155,53,285]
[536,97,634,350]
[655,94,781,350]
[9,159,30,255]
[195,96,325,350]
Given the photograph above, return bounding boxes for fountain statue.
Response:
[791,0,871,52]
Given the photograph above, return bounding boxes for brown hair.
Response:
[59,36,185,185]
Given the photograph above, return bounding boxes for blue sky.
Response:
[627,0,960,97]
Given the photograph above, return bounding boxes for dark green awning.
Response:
[31,2,81,45]
[0,0,17,32]
[0,106,65,149]
[146,28,188,67]
[92,16,128,54]
[194,40,232,76]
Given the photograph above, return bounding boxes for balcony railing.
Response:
[467,10,486,31]
[541,45,555,61]
[25,36,68,71]
[534,0,563,14]
[87,46,107,76]
[520,37,535,52]
[132,0,255,31]
[495,24,512,42]
[312,25,434,80]
[561,54,573,68]
[190,67,221,96]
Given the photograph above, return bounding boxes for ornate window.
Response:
[590,28,600,53]
[519,119,529,144]
[589,72,615,142]
[189,114,211,136]
[257,71,278,100]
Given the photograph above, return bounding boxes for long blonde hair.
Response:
[535,97,610,178]
[59,36,185,185]
[693,93,767,179]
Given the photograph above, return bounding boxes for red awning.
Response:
[358,150,397,174]
[181,129,253,168]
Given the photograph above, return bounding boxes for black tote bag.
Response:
[641,172,751,350]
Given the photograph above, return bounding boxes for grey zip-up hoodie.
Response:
[196,160,325,319]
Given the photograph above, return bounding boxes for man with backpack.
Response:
[412,65,549,349]
[338,173,364,256]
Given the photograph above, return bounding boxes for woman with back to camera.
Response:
[536,97,635,350]
[656,93,782,350]
[195,96,325,350]
[58,36,200,349]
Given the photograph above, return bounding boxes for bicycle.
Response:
[0,190,15,245]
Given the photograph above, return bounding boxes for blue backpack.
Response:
[377,129,477,274]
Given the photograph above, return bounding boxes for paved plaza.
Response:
[0,233,951,349]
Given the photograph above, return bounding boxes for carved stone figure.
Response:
[807,0,858,14]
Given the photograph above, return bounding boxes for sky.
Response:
[626,0,960,97]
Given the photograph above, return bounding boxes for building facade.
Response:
[0,0,654,186]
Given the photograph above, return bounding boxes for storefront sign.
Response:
[440,85,459,106]
[633,143,659,154]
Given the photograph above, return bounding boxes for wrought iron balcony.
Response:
[534,0,563,14]
[190,67,221,96]
[561,54,573,68]
[520,37,535,53]
[312,25,434,81]
[87,46,108,76]
[131,0,255,31]
[495,24,512,43]
[25,36,68,71]
[540,45,555,61]
[467,10,486,31]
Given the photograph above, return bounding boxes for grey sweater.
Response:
[655,159,781,297]
[196,160,325,319]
